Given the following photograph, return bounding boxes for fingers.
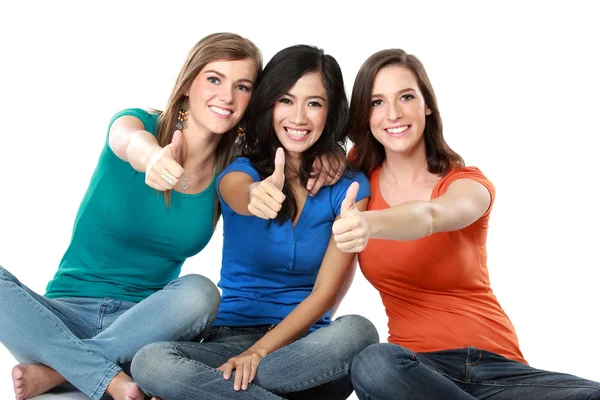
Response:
[166,129,183,162]
[145,140,185,191]
[272,147,285,190]
[307,157,322,193]
[218,361,234,380]
[333,217,367,253]
[248,180,286,219]
[341,182,359,214]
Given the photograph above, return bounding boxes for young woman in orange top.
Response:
[332,49,600,399]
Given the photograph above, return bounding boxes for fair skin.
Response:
[10,59,258,400]
[333,64,491,253]
[218,72,368,391]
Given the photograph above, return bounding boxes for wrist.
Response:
[248,182,260,200]
[247,345,268,358]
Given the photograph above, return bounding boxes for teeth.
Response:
[386,126,409,134]
[287,128,309,137]
[209,106,232,116]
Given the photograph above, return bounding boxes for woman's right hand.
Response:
[144,130,185,191]
[247,148,286,219]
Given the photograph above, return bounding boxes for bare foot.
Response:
[12,364,66,400]
[107,372,144,400]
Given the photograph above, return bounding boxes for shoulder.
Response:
[330,168,371,215]
[218,157,261,182]
[439,166,494,196]
[108,108,159,135]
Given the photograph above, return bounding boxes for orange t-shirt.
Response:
[359,166,527,364]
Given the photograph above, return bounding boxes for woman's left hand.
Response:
[217,348,267,391]
[307,152,346,195]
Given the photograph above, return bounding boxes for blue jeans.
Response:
[352,343,600,400]
[131,314,379,399]
[0,266,220,400]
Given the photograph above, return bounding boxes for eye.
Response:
[278,98,293,105]
[207,76,220,84]
[371,99,383,107]
[308,101,322,107]
[400,94,415,101]
[236,84,252,92]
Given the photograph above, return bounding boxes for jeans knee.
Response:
[336,314,380,348]
[352,343,409,394]
[169,274,220,320]
[131,342,177,392]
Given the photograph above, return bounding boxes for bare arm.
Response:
[367,178,491,240]
[247,198,368,355]
[108,115,184,190]
[333,178,491,252]
[108,115,161,171]
[331,255,358,317]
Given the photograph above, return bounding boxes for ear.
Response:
[425,106,433,116]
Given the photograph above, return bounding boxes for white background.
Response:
[1,1,598,398]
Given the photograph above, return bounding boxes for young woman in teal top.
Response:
[0,33,263,400]
[131,45,379,400]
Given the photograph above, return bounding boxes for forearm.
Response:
[125,130,162,172]
[248,291,336,356]
[365,200,437,241]
[331,257,357,317]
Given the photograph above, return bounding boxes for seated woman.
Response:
[131,44,379,400]
[332,48,600,399]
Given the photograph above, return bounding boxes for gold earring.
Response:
[176,99,188,129]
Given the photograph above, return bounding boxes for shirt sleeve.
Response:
[436,166,495,219]
[104,108,159,157]
[332,170,371,216]
[216,157,261,209]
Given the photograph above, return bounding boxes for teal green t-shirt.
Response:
[45,108,217,302]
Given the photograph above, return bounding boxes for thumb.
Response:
[166,130,183,161]
[341,182,359,214]
[272,147,285,190]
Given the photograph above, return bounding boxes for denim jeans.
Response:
[131,314,379,399]
[351,343,600,400]
[0,266,220,400]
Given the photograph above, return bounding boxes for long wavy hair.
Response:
[241,44,348,224]
[154,32,262,217]
[348,49,463,176]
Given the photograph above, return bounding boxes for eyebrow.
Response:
[371,88,415,98]
[283,92,327,102]
[203,70,254,85]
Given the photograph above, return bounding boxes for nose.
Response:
[290,104,308,125]
[218,85,234,104]
[387,102,403,121]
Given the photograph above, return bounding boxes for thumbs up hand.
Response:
[145,130,185,191]
[248,148,286,220]
[332,182,370,253]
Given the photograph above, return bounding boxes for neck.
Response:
[285,151,302,180]
[180,123,222,175]
[381,142,431,185]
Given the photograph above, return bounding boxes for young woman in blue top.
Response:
[0,33,263,400]
[131,45,380,400]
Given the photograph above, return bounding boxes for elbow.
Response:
[421,202,438,236]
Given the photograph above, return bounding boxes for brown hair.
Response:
[153,33,262,219]
[348,49,463,176]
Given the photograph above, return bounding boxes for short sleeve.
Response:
[331,170,371,216]
[104,108,159,156]
[216,157,261,206]
[435,167,495,219]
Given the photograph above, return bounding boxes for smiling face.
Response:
[272,72,329,160]
[187,57,257,135]
[369,64,432,155]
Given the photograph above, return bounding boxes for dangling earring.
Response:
[176,98,188,130]
[235,126,245,145]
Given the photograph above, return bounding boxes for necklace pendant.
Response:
[181,176,190,191]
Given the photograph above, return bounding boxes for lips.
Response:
[208,105,233,118]
[284,127,310,141]
[385,125,410,137]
